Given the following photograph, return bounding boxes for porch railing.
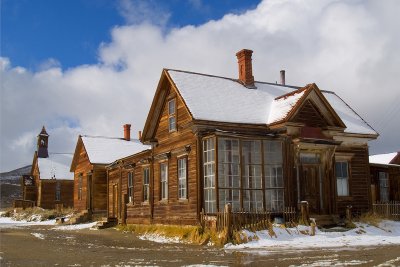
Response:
[372,201,400,221]
[200,206,297,233]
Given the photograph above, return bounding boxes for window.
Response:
[128,172,134,203]
[218,138,241,211]
[242,140,263,211]
[168,99,176,132]
[379,172,389,202]
[178,158,187,199]
[55,182,61,201]
[203,137,216,213]
[264,141,284,212]
[78,173,83,200]
[336,161,349,196]
[160,162,168,200]
[143,167,150,202]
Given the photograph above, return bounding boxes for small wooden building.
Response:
[20,126,74,209]
[107,49,378,225]
[70,125,149,218]
[369,152,400,202]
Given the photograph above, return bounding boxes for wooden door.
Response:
[87,174,92,211]
[301,165,320,214]
[112,184,118,218]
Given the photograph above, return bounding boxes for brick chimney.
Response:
[123,124,131,141]
[280,70,285,85]
[236,49,255,88]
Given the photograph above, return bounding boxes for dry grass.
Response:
[1,207,74,221]
[117,224,222,246]
[356,212,383,227]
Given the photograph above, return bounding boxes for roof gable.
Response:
[143,69,377,136]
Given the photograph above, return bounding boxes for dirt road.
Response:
[1,225,399,266]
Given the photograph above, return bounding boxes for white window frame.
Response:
[336,161,350,196]
[178,157,187,199]
[160,162,168,200]
[203,137,216,213]
[264,140,284,212]
[128,171,134,203]
[143,167,150,202]
[168,99,176,132]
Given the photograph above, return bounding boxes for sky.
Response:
[1,0,399,172]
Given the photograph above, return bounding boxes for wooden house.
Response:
[20,126,74,209]
[369,152,400,202]
[108,49,378,225]
[70,124,149,219]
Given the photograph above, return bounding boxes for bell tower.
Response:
[37,126,49,158]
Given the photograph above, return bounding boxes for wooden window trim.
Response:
[177,156,188,200]
[128,171,134,203]
[168,98,177,133]
[160,161,169,201]
[142,167,150,203]
[335,160,351,197]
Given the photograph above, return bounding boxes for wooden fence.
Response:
[200,205,297,233]
[372,201,400,221]
[13,199,35,209]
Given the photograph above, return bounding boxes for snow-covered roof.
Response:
[38,153,74,180]
[167,70,377,135]
[369,152,399,166]
[81,136,150,165]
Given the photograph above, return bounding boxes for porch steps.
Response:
[310,215,339,227]
[92,218,118,229]
[67,210,91,225]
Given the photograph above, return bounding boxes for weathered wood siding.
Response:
[73,144,92,211]
[92,165,107,212]
[370,165,400,202]
[38,180,74,209]
[335,145,371,215]
[293,100,327,128]
[151,84,198,225]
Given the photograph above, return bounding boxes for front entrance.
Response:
[300,164,321,214]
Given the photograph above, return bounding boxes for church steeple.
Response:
[37,126,49,158]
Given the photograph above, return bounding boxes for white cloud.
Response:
[117,0,170,27]
[1,0,399,171]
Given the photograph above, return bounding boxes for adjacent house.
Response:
[70,124,149,219]
[21,126,74,209]
[107,49,378,225]
[369,152,400,202]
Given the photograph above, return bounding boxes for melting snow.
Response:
[369,152,399,165]
[31,232,45,239]
[52,222,97,230]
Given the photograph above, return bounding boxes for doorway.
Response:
[300,164,321,214]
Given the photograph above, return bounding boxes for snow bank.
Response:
[0,216,56,228]
[138,233,182,244]
[52,221,97,230]
[31,232,45,239]
[225,220,400,250]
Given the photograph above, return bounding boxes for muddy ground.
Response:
[1,225,399,266]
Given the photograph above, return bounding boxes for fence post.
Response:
[346,205,352,223]
[300,201,309,226]
[224,203,232,239]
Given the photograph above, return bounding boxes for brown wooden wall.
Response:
[370,165,400,202]
[38,180,74,209]
[73,144,92,211]
[335,145,371,215]
[151,85,198,225]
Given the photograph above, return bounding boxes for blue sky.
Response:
[1,0,399,172]
[2,0,260,70]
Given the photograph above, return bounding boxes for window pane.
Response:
[168,99,175,114]
[336,162,349,196]
[178,158,187,199]
[203,138,216,213]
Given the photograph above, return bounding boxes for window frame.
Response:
[55,181,61,201]
[379,171,389,202]
[160,162,169,200]
[168,98,177,132]
[335,161,350,197]
[128,171,134,203]
[143,167,150,202]
[178,157,188,200]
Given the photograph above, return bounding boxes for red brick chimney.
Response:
[236,49,255,88]
[123,124,131,141]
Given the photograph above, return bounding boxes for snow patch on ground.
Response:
[0,216,56,228]
[31,232,45,239]
[225,220,400,250]
[138,233,182,244]
[52,222,97,231]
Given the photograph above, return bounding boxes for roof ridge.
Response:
[166,68,301,90]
